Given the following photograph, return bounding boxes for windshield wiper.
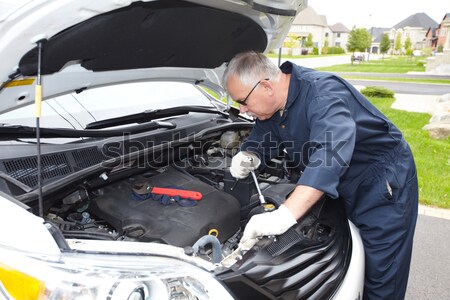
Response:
[0,121,175,140]
[85,105,228,130]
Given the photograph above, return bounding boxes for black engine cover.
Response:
[90,168,240,247]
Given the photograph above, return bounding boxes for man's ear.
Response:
[261,80,274,95]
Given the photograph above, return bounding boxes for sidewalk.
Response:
[391,94,440,113]
[419,205,450,220]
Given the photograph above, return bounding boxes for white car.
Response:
[0,1,364,299]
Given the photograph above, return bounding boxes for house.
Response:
[388,12,438,52]
[328,23,351,50]
[425,13,450,51]
[287,6,350,54]
[367,13,438,55]
[426,13,450,74]
[369,27,390,54]
[288,6,327,53]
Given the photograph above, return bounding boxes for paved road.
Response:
[347,79,450,95]
[271,54,357,69]
[335,72,450,80]
[272,55,450,95]
[405,215,450,300]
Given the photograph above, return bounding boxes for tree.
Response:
[346,27,371,54]
[394,34,402,54]
[284,33,299,49]
[404,37,412,52]
[305,33,314,48]
[380,33,391,58]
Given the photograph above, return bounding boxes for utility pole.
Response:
[367,14,373,61]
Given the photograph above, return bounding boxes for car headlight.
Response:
[0,245,232,300]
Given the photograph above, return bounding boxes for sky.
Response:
[307,0,447,29]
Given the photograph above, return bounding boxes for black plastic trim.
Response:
[216,197,352,300]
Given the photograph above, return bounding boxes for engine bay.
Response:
[38,128,340,267]
[42,129,297,260]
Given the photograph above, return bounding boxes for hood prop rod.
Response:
[35,40,46,218]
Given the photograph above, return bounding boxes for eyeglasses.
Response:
[235,78,269,106]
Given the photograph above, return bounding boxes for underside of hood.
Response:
[19,0,267,76]
[0,0,307,114]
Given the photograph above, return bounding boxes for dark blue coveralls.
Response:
[242,61,418,299]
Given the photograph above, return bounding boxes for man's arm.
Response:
[283,185,324,220]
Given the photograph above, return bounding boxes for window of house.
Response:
[325,32,329,37]
[337,33,341,38]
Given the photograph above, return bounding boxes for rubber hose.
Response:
[192,235,222,264]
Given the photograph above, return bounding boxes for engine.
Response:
[45,129,298,262]
[89,167,241,247]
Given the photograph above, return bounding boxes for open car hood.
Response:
[0,0,307,114]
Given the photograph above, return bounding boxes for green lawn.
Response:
[266,53,346,59]
[369,97,450,209]
[317,56,426,73]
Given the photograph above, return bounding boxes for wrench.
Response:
[247,156,266,204]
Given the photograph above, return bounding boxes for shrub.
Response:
[312,47,319,55]
[417,61,425,67]
[361,86,395,98]
[321,46,345,54]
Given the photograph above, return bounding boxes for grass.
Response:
[266,53,346,59]
[369,97,450,209]
[316,56,426,73]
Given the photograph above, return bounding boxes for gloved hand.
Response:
[230,151,261,179]
[240,205,297,246]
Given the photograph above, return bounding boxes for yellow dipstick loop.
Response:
[208,229,219,237]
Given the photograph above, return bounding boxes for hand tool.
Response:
[133,182,202,200]
[247,156,266,204]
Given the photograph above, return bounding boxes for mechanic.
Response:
[223,51,418,300]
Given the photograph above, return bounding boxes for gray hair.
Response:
[222,51,281,91]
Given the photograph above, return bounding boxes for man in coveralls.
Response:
[224,51,418,300]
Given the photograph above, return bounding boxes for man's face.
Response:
[226,75,278,121]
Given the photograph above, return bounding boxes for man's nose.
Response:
[239,105,248,113]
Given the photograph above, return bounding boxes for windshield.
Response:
[2,82,214,128]
[0,81,215,144]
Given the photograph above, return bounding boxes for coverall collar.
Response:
[279,61,302,115]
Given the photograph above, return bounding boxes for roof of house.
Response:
[392,12,438,29]
[329,23,350,33]
[292,5,327,27]
[370,27,390,43]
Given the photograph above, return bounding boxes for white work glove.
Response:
[230,151,261,179]
[240,205,297,246]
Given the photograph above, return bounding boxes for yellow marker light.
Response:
[0,263,44,299]
[2,78,35,88]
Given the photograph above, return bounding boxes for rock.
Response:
[423,124,450,139]
[430,112,450,124]
[423,93,450,139]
